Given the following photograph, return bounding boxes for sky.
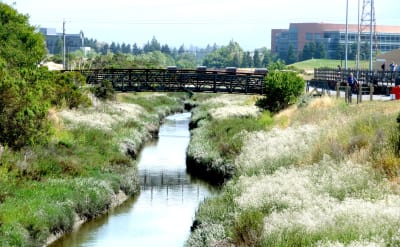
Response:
[8,0,400,51]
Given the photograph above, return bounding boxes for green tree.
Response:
[0,3,46,69]
[301,42,315,60]
[336,43,345,60]
[54,37,63,55]
[286,44,297,64]
[0,4,90,149]
[132,43,142,55]
[0,70,51,148]
[253,50,261,68]
[348,43,357,60]
[101,43,109,55]
[175,53,196,68]
[315,42,326,59]
[203,41,244,68]
[256,70,305,113]
[178,44,185,54]
[261,48,274,67]
[161,44,171,55]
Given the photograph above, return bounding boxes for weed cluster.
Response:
[0,92,186,246]
[186,96,400,246]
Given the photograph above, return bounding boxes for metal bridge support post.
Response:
[346,86,351,103]
[370,85,374,101]
[245,76,249,94]
[213,74,217,93]
[336,83,340,98]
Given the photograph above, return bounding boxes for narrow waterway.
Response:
[51,112,217,247]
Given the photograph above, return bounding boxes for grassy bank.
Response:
[186,95,400,246]
[186,94,272,183]
[0,92,186,247]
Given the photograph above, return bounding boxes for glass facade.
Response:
[272,24,400,60]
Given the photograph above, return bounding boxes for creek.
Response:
[50,112,217,247]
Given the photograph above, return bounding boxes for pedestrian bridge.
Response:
[77,67,268,94]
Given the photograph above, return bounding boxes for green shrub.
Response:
[51,71,91,108]
[0,75,51,149]
[256,70,305,112]
[232,208,264,247]
[93,79,115,100]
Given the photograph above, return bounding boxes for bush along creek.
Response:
[0,92,188,247]
[185,93,400,247]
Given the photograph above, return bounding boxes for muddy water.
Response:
[51,112,217,247]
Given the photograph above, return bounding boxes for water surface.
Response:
[51,112,216,247]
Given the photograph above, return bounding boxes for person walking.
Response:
[347,72,358,102]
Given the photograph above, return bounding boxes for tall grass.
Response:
[0,92,186,246]
[186,94,272,182]
[187,96,400,246]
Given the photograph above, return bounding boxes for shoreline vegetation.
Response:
[185,94,400,246]
[0,92,187,247]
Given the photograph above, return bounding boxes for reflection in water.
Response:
[50,112,216,247]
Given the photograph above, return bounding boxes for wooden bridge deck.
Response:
[76,68,267,94]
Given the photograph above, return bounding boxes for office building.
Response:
[271,23,400,60]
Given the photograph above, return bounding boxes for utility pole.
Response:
[62,19,66,70]
[357,0,361,78]
[345,0,349,70]
[360,0,376,71]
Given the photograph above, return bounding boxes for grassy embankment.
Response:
[0,92,186,247]
[186,94,400,246]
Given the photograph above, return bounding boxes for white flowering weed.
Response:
[209,105,260,120]
[185,223,227,247]
[235,124,320,173]
[234,158,400,245]
[204,94,256,107]
[58,101,144,131]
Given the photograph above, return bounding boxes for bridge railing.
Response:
[73,68,267,95]
[314,68,399,86]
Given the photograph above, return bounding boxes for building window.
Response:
[306,33,313,41]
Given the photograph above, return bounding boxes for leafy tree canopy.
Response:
[0,3,46,69]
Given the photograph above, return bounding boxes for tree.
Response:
[0,3,46,69]
[286,44,297,64]
[261,48,274,67]
[301,42,314,60]
[144,36,161,53]
[253,50,261,68]
[178,44,186,54]
[0,72,51,148]
[0,4,90,149]
[336,43,345,60]
[53,38,63,55]
[348,43,357,60]
[175,53,196,68]
[203,41,244,68]
[315,42,326,59]
[121,43,131,53]
[132,43,141,55]
[256,71,305,113]
[161,44,171,55]
[101,43,109,55]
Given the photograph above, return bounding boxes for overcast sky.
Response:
[9,0,400,50]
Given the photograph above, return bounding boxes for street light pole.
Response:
[63,19,66,70]
[369,0,374,71]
